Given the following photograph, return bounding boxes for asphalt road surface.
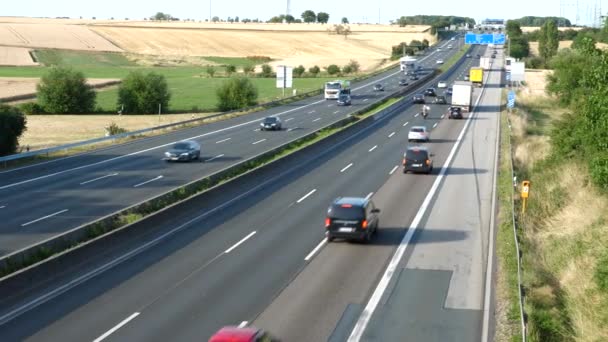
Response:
[0,38,504,342]
[0,39,462,255]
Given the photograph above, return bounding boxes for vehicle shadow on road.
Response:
[444,167,488,176]
[346,227,469,246]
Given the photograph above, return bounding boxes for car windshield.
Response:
[329,205,364,220]
[339,94,349,100]
[411,127,425,133]
[405,149,428,160]
[326,83,341,89]
[263,117,277,123]
[173,143,190,150]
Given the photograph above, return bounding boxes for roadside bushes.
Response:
[0,104,27,156]
[216,77,259,111]
[118,71,171,114]
[37,67,96,114]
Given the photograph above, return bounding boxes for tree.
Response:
[302,10,316,23]
[410,39,424,51]
[211,16,220,23]
[259,64,273,77]
[242,65,255,75]
[308,65,320,77]
[37,67,96,114]
[225,64,237,76]
[268,15,285,23]
[509,36,530,59]
[342,17,349,24]
[206,65,216,78]
[317,12,330,24]
[539,20,559,61]
[285,15,296,23]
[216,78,258,111]
[0,104,27,156]
[117,71,171,114]
[293,65,306,77]
[396,16,407,27]
[151,12,172,21]
[342,65,353,74]
[506,20,523,37]
[326,64,340,75]
[422,39,430,49]
[546,49,589,106]
[347,59,360,73]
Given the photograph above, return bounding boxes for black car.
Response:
[164,140,201,162]
[448,106,463,119]
[412,93,425,104]
[424,87,437,97]
[399,79,409,86]
[491,54,496,59]
[337,93,351,106]
[445,87,453,96]
[325,197,380,242]
[409,74,419,81]
[403,146,433,174]
[373,84,384,91]
[476,54,481,59]
[260,116,282,131]
[433,95,447,104]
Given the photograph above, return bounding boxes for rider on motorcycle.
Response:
[422,105,430,118]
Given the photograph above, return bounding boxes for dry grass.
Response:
[0,77,120,100]
[521,27,584,33]
[0,46,37,66]
[20,113,207,150]
[529,41,608,56]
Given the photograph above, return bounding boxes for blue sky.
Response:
[4,0,604,26]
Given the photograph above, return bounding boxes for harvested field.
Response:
[0,77,120,101]
[529,40,608,56]
[0,46,37,66]
[521,26,583,33]
[0,23,122,51]
[92,24,435,71]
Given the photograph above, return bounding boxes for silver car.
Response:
[164,140,201,162]
[408,126,431,142]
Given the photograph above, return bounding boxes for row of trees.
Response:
[393,15,475,32]
[546,38,608,190]
[512,16,571,27]
[268,11,331,24]
[0,105,27,156]
[390,39,431,58]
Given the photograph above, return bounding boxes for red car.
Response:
[209,326,276,342]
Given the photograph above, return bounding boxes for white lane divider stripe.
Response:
[369,145,378,152]
[21,209,69,227]
[308,110,315,114]
[297,189,317,203]
[0,206,5,209]
[287,127,298,132]
[388,132,395,138]
[340,163,353,173]
[252,139,267,145]
[304,238,327,261]
[433,123,438,128]
[80,173,119,185]
[93,312,140,342]
[333,110,340,114]
[363,99,369,102]
[133,175,163,188]
[365,192,374,200]
[238,321,248,328]
[285,118,294,122]
[403,121,409,127]
[225,231,257,254]
[313,118,321,122]
[216,138,231,144]
[414,113,419,117]
[389,165,399,175]
[205,154,224,162]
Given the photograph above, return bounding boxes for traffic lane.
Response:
[360,59,502,342]
[6,93,417,341]
[252,98,473,342]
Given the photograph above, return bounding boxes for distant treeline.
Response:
[395,15,476,27]
[513,16,572,27]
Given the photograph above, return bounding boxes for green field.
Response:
[1,50,345,112]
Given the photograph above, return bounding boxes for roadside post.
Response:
[521,180,530,213]
[276,65,293,98]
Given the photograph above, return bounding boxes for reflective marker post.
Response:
[521,180,530,214]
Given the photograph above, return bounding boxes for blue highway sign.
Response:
[465,33,506,45]
[507,91,516,108]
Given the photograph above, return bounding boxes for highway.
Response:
[0,39,462,255]
[0,39,504,341]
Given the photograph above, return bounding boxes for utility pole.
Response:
[286,0,291,17]
[209,0,211,22]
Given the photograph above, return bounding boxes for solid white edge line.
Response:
[388,132,395,138]
[238,321,248,328]
[365,192,374,200]
[205,154,224,162]
[21,209,69,227]
[304,238,327,261]
[368,145,378,152]
[93,312,140,342]
[348,74,485,342]
[80,173,119,185]
[216,138,231,144]
[296,189,317,203]
[133,175,163,188]
[224,231,257,254]
[340,163,353,173]
[252,139,267,145]
[389,165,399,175]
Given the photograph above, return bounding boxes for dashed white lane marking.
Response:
[333,110,340,114]
[238,321,248,328]
[225,231,257,254]
[93,312,140,342]
[433,123,438,128]
[205,154,224,162]
[215,138,231,144]
[252,139,267,145]
[80,173,118,185]
[285,118,294,122]
[388,132,396,138]
[304,238,327,261]
[297,189,317,203]
[363,99,369,102]
[414,113,419,117]
[134,175,163,188]
[389,165,399,175]
[0,206,5,209]
[22,209,69,227]
[365,192,374,200]
[287,127,298,132]
[340,163,354,173]
[369,145,378,152]
[313,118,321,122]
[403,121,409,127]
[308,110,316,114]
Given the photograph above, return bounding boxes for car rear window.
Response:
[411,127,424,133]
[173,143,190,149]
[263,117,277,123]
[329,205,365,220]
[406,149,428,160]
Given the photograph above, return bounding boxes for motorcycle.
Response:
[421,105,430,119]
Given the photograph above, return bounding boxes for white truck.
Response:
[324,80,351,100]
[399,56,418,74]
[451,81,473,112]
[480,57,491,70]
